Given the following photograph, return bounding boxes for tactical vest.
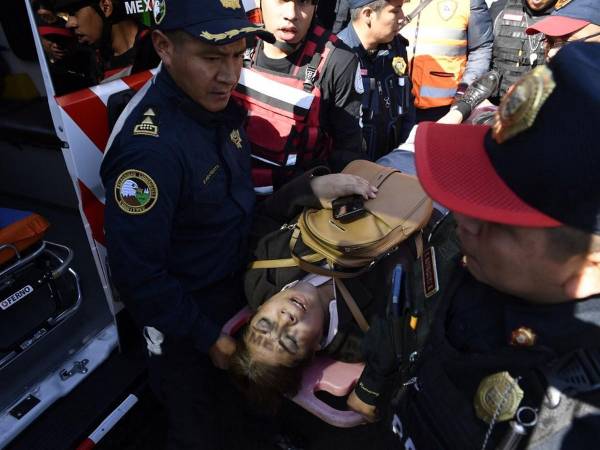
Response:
[388,215,600,449]
[355,36,411,160]
[401,0,470,108]
[492,0,548,98]
[232,25,337,196]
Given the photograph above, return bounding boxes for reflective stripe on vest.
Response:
[232,25,336,194]
[402,0,470,109]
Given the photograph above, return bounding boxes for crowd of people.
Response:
[50,0,600,448]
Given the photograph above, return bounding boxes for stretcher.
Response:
[223,307,366,428]
[0,208,82,369]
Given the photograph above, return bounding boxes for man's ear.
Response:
[564,252,600,299]
[361,7,373,26]
[152,30,173,67]
[99,0,113,18]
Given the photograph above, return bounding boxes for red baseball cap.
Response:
[415,42,600,233]
[526,16,589,36]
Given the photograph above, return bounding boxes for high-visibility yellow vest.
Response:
[401,0,470,109]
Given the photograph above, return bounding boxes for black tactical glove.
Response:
[451,70,500,119]
[354,315,400,406]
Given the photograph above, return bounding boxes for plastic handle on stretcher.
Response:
[221,307,366,428]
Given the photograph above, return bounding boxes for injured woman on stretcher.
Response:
[229,157,444,423]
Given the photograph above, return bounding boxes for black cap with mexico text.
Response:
[415,42,600,235]
[152,0,274,45]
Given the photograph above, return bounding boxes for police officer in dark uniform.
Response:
[338,0,414,160]
[100,1,274,448]
[489,0,556,101]
[348,43,600,449]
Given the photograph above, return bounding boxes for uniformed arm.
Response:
[461,0,494,86]
[348,316,399,421]
[321,46,366,172]
[102,147,222,354]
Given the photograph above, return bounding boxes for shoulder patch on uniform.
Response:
[230,129,243,149]
[354,65,365,94]
[133,107,159,137]
[114,169,159,215]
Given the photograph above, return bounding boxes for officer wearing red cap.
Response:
[101,1,274,448]
[349,42,600,449]
[526,0,600,60]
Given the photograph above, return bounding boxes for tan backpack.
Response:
[252,160,433,277]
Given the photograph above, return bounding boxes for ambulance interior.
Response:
[0,1,146,447]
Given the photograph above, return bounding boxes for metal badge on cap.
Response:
[153,0,166,24]
[492,66,556,144]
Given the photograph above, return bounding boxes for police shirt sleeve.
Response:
[320,46,365,171]
[355,316,400,406]
[461,0,494,86]
[101,147,222,353]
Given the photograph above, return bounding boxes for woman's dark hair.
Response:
[228,326,312,413]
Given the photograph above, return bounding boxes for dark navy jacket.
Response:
[100,67,255,353]
[337,23,415,159]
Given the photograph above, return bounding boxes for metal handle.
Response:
[43,241,74,279]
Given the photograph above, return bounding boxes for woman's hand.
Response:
[208,334,237,370]
[310,173,378,209]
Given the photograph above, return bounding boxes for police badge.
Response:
[492,65,556,144]
[474,372,523,424]
[392,56,407,76]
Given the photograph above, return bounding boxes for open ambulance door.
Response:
[0,1,157,448]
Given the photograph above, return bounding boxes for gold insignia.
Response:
[555,0,572,9]
[115,169,158,215]
[510,327,537,347]
[392,56,407,76]
[474,372,524,424]
[230,129,243,149]
[492,65,556,144]
[133,108,159,137]
[200,26,262,42]
[437,0,458,21]
[203,164,221,185]
[220,0,241,9]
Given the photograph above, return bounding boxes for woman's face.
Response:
[245,282,326,367]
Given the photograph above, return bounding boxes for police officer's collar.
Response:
[341,22,394,60]
[157,67,244,128]
[501,292,600,355]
